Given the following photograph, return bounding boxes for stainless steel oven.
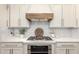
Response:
[27,45,52,54]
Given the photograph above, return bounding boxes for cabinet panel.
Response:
[56,48,77,54]
[9,4,29,27]
[23,43,28,54]
[9,5,20,27]
[0,5,8,27]
[12,48,23,54]
[69,49,78,54]
[0,48,23,54]
[0,42,23,54]
[76,5,79,27]
[56,42,78,54]
[0,48,11,54]
[63,5,76,27]
[50,5,62,27]
[56,48,66,54]
[20,5,29,27]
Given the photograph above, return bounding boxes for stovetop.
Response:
[27,36,52,40]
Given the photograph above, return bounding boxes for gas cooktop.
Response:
[27,36,52,40]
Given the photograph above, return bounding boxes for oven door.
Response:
[28,45,52,54]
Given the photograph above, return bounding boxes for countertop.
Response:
[55,38,79,42]
[0,36,79,43]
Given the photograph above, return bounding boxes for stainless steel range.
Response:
[27,28,53,54]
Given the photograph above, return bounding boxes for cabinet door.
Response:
[20,5,29,27]
[76,5,79,27]
[0,48,11,54]
[63,5,76,27]
[0,48,23,54]
[13,48,23,54]
[64,49,77,54]
[9,5,20,27]
[56,48,66,54]
[0,5,8,27]
[69,49,78,54]
[50,5,62,27]
[56,48,78,54]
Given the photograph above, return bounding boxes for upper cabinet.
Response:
[9,5,20,27]
[62,5,76,27]
[9,4,29,28]
[50,4,77,28]
[76,5,79,27]
[20,5,29,27]
[0,5,8,27]
[49,5,62,27]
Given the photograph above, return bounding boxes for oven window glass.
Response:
[31,46,48,54]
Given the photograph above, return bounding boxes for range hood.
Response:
[26,5,53,21]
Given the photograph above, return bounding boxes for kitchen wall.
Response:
[72,28,79,39]
[0,24,79,40]
[50,28,72,38]
[50,28,79,39]
[0,27,11,40]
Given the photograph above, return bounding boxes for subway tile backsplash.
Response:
[50,28,72,38]
[0,26,79,39]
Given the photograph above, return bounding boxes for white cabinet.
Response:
[56,48,66,54]
[20,5,29,27]
[9,5,20,27]
[0,42,23,54]
[9,4,29,28]
[76,5,79,27]
[50,4,76,27]
[0,48,11,54]
[11,48,23,54]
[63,5,76,27]
[0,48,23,54]
[23,43,28,54]
[50,5,62,27]
[55,42,78,54]
[56,48,77,54]
[0,5,8,27]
